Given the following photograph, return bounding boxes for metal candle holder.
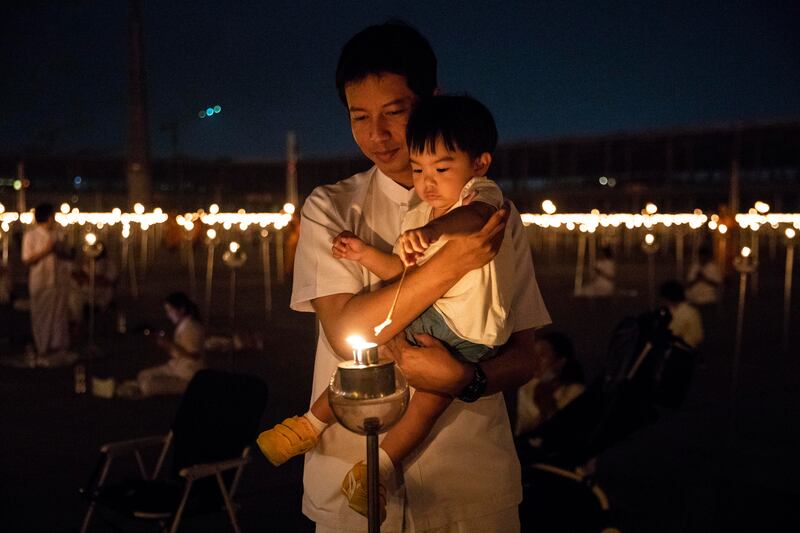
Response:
[730,247,757,439]
[641,233,660,308]
[222,242,247,330]
[329,337,409,533]
[82,233,104,356]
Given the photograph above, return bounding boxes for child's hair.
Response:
[335,21,437,106]
[34,203,55,224]
[406,94,498,159]
[165,291,201,321]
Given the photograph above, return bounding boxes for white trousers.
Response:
[30,286,70,355]
[315,506,519,533]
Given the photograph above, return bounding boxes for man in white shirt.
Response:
[659,280,704,348]
[290,22,550,532]
[21,203,72,363]
[686,246,722,306]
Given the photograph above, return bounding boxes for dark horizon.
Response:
[3,0,799,159]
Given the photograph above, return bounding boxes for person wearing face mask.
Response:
[514,332,585,437]
[133,292,206,397]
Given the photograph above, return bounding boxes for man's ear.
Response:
[473,153,492,176]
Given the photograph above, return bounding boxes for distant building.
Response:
[1,119,798,212]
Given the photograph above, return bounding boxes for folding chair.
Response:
[79,369,268,533]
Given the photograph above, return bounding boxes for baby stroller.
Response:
[518,308,696,532]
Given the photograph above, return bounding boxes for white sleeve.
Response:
[462,177,503,210]
[506,203,551,332]
[290,188,365,313]
[175,320,204,355]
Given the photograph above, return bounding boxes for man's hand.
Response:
[381,332,472,396]
[332,231,367,261]
[440,204,508,274]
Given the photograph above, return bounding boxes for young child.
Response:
[258,94,518,520]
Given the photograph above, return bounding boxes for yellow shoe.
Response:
[341,461,386,523]
[257,416,318,466]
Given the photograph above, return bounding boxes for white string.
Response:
[373,264,408,336]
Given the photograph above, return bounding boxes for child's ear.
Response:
[472,153,492,176]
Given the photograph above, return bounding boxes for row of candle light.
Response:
[0,201,798,238]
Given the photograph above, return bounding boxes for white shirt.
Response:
[168,316,206,380]
[668,301,704,348]
[515,378,585,436]
[291,166,551,530]
[22,225,69,294]
[686,261,722,305]
[396,177,514,347]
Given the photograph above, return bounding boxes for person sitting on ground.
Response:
[121,292,206,397]
[686,246,722,306]
[576,245,615,297]
[514,331,586,437]
[257,94,525,521]
[659,280,703,348]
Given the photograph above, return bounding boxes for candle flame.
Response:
[741,246,751,258]
[346,335,376,350]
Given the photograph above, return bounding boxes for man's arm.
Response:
[401,203,496,260]
[312,208,508,360]
[382,326,538,396]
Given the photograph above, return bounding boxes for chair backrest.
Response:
[170,369,268,477]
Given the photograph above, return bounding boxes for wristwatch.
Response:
[457,363,487,403]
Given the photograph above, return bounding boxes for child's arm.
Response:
[400,202,497,260]
[379,390,452,470]
[332,231,405,281]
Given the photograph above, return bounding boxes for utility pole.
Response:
[126,0,152,207]
[286,131,298,207]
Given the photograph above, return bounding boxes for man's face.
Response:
[345,73,417,186]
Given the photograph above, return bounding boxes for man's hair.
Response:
[165,291,200,321]
[659,280,686,303]
[335,21,437,105]
[406,94,498,159]
[34,203,54,224]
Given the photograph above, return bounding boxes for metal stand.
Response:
[260,230,272,321]
[731,249,757,439]
[365,417,380,533]
[782,231,795,354]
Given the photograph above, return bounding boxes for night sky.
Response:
[2,0,799,160]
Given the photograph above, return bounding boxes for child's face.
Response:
[409,138,483,214]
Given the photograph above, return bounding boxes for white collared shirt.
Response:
[291,166,550,531]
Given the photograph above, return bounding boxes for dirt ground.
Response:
[1,231,798,532]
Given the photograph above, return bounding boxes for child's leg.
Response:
[380,390,453,471]
[309,389,336,425]
[341,391,452,520]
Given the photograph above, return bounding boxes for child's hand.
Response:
[332,231,367,261]
[398,225,439,265]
